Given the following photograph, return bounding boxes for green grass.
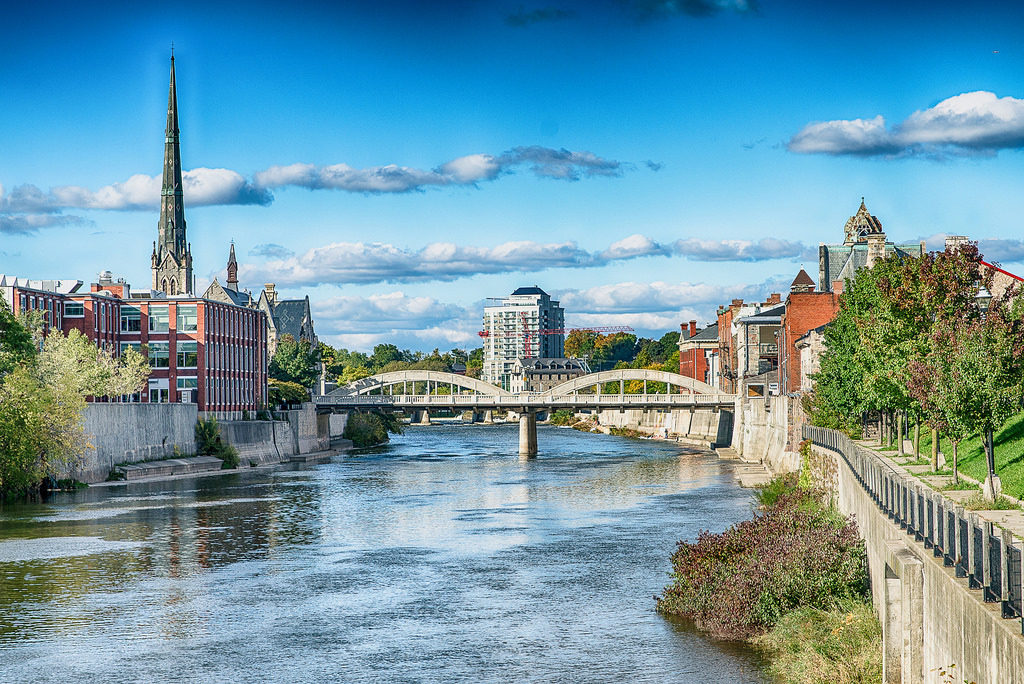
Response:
[941,480,980,492]
[891,411,1024,500]
[755,600,881,684]
[961,493,1021,511]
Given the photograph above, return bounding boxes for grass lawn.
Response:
[890,411,1024,499]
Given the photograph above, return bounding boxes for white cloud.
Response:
[600,234,670,260]
[240,239,597,287]
[788,91,1024,157]
[672,237,810,261]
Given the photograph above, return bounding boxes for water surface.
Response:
[0,424,765,682]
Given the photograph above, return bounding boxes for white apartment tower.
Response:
[482,286,565,390]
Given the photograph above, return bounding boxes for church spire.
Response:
[151,52,193,295]
[226,241,238,292]
[159,54,186,257]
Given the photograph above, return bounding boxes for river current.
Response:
[0,424,765,682]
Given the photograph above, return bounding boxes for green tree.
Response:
[369,343,405,369]
[0,293,36,377]
[0,365,86,498]
[269,334,321,388]
[268,378,309,405]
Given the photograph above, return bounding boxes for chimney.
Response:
[866,233,886,268]
[731,298,744,308]
[766,293,781,305]
[832,280,844,295]
[265,283,277,304]
[689,320,697,337]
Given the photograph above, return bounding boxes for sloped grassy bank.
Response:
[656,474,882,683]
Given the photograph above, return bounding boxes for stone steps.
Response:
[117,455,225,480]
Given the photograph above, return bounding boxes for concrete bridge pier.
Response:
[481,410,493,424]
[519,411,537,456]
[418,410,431,425]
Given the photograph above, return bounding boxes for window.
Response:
[176,340,198,368]
[120,342,142,355]
[176,304,198,332]
[149,305,169,332]
[65,301,84,317]
[149,379,169,404]
[120,305,142,332]
[148,341,170,368]
[100,303,105,332]
[176,376,198,390]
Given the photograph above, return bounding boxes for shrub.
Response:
[755,600,882,684]
[195,416,240,469]
[657,481,869,640]
[343,411,402,448]
[550,409,576,426]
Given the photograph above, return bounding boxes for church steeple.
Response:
[226,242,238,292]
[151,52,193,295]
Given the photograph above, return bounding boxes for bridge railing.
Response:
[803,425,1024,626]
[314,393,734,408]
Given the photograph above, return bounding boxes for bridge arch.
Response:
[331,370,512,397]
[545,369,722,397]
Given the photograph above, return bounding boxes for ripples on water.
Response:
[0,424,765,682]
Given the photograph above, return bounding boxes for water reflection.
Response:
[0,424,764,682]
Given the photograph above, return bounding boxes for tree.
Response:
[0,292,36,377]
[369,343,405,369]
[565,330,598,359]
[269,335,321,388]
[268,378,309,406]
[0,328,149,499]
[0,365,86,498]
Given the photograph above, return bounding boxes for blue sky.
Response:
[3,0,1024,351]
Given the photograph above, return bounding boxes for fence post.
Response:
[983,521,994,599]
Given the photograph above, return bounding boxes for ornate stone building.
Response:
[150,55,193,296]
[817,199,925,293]
[204,247,318,359]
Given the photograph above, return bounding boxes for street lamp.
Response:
[975,286,992,318]
[975,285,999,498]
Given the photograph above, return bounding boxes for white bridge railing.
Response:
[313,393,735,408]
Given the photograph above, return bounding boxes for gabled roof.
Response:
[270,298,311,340]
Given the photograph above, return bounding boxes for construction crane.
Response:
[478,317,634,359]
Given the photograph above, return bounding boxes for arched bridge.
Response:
[314,369,735,455]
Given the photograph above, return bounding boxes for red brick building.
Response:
[1,272,267,416]
[777,270,842,395]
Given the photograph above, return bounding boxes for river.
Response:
[0,424,766,682]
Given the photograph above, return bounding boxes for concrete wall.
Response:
[590,406,730,447]
[217,419,289,466]
[276,403,329,454]
[732,395,800,472]
[74,403,199,483]
[820,440,1024,684]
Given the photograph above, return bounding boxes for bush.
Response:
[343,411,402,448]
[755,600,882,684]
[656,480,869,640]
[195,416,240,469]
[550,409,576,426]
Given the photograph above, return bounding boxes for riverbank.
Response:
[656,471,881,683]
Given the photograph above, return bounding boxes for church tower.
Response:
[151,53,194,295]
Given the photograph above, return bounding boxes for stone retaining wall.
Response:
[73,403,198,483]
[810,427,1024,684]
[588,406,731,446]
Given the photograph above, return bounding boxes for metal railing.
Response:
[803,425,1024,629]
